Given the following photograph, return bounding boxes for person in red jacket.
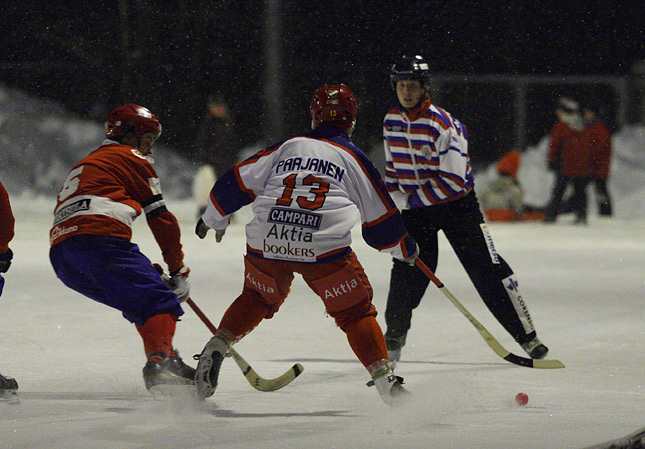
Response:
[0,180,19,403]
[582,103,612,216]
[544,97,590,224]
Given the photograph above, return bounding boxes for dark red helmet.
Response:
[310,84,358,132]
[105,104,161,140]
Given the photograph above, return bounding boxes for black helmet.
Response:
[389,55,431,91]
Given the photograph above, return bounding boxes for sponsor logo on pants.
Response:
[502,274,534,332]
[480,224,499,264]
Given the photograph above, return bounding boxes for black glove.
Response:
[196,218,225,242]
[195,218,209,239]
[0,248,13,273]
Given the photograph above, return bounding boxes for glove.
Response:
[0,249,13,273]
[195,218,226,243]
[153,263,190,303]
[195,218,210,239]
[402,243,420,267]
[168,266,190,302]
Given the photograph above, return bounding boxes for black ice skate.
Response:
[0,373,19,404]
[521,337,549,359]
[142,351,196,392]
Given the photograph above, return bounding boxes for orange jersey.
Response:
[0,180,15,253]
[50,140,184,272]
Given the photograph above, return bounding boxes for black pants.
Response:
[592,178,612,216]
[384,191,536,345]
[545,175,589,221]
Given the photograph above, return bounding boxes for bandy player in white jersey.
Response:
[193,84,419,405]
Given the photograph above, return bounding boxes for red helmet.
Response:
[105,104,161,140]
[310,84,357,132]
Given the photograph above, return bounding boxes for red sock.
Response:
[135,313,177,359]
[344,316,389,369]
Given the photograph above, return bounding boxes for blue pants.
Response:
[0,274,4,296]
[49,235,183,326]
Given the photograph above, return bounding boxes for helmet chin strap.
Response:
[400,92,428,112]
[347,120,356,137]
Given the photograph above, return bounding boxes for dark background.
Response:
[1,1,643,165]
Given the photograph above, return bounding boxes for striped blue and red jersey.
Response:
[201,125,417,264]
[383,96,473,209]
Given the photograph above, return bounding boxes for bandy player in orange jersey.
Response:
[49,104,195,394]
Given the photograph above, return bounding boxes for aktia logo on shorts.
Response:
[245,272,275,294]
[322,278,359,299]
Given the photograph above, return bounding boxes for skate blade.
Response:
[0,390,20,405]
[149,384,198,401]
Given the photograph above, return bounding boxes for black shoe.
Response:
[599,204,612,216]
[143,352,196,391]
[0,373,18,391]
[521,338,549,359]
[0,373,18,404]
[574,216,588,225]
[167,350,197,380]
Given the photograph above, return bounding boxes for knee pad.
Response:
[310,261,371,313]
[308,261,375,330]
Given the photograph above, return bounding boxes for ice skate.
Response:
[521,337,549,359]
[195,336,228,399]
[369,360,411,406]
[0,373,19,404]
[143,351,196,392]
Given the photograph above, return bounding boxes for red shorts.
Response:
[243,251,375,328]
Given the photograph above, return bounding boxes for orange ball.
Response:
[515,392,529,406]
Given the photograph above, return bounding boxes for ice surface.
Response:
[0,195,643,449]
[0,87,643,447]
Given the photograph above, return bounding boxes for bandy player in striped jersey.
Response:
[382,55,550,362]
[49,104,196,393]
[194,84,419,405]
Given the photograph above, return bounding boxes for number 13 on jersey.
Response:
[276,173,329,211]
